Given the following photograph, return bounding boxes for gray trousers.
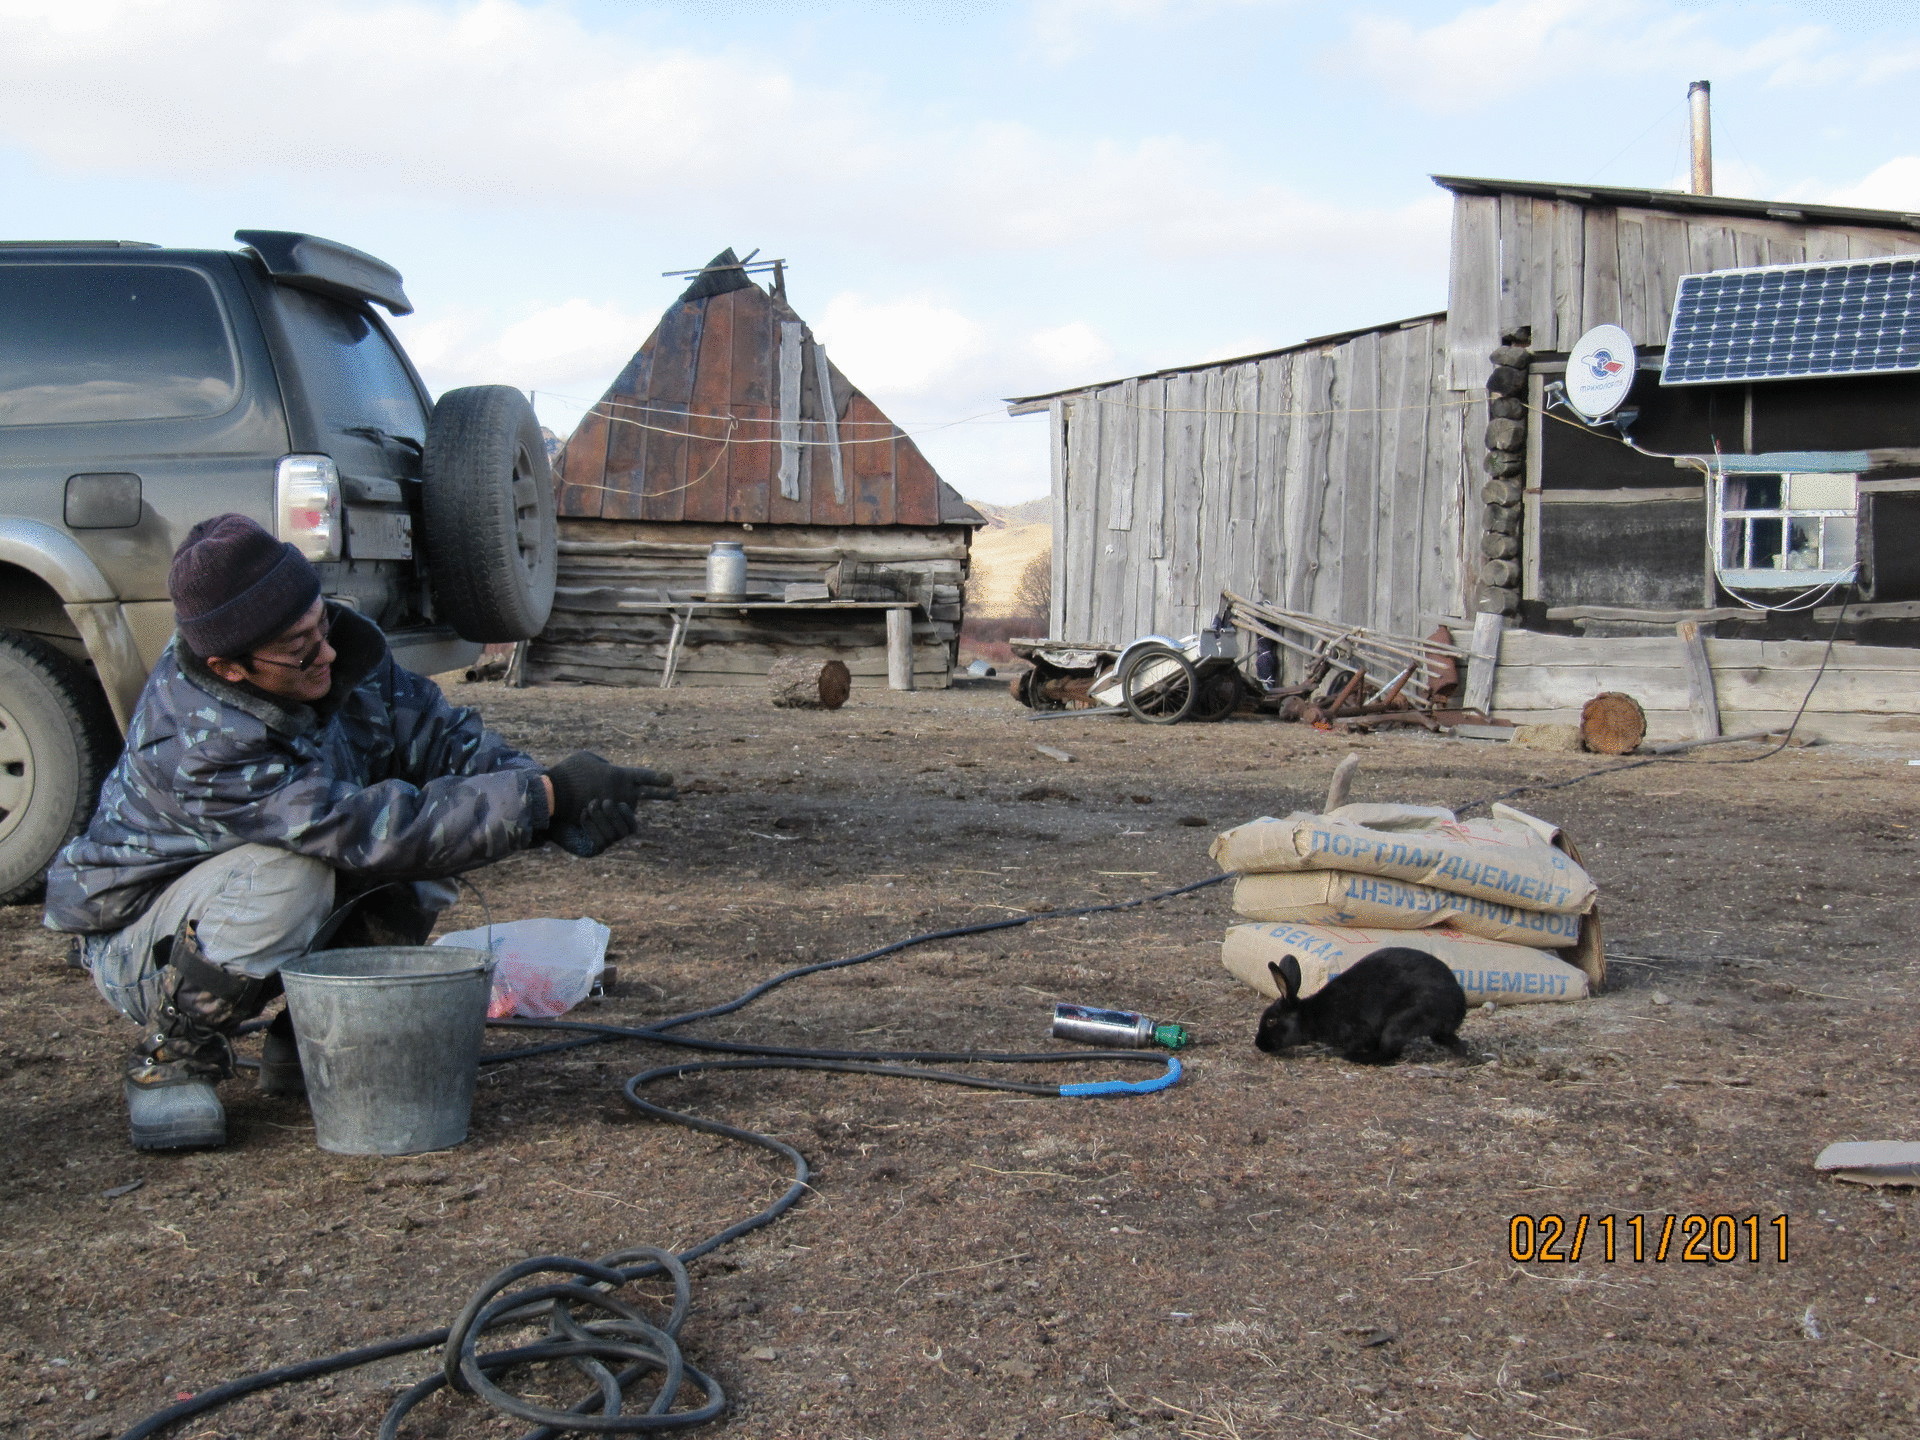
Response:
[82,845,454,1026]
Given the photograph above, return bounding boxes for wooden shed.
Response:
[1007,175,1920,742]
[530,252,982,688]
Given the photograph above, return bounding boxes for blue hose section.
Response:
[1058,1055,1182,1097]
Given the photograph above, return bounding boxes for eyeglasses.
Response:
[247,611,334,672]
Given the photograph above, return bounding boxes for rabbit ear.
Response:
[1269,955,1302,1001]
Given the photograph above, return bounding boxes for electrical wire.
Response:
[115,875,1223,1440]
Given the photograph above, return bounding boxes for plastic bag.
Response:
[436,917,611,1019]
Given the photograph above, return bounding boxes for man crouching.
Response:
[43,514,673,1151]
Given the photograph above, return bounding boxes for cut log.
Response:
[768,657,851,710]
[1580,691,1647,755]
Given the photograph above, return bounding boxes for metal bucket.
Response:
[279,945,494,1155]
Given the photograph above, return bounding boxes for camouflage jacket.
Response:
[44,606,549,934]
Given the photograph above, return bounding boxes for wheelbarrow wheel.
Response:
[1120,646,1198,724]
[1191,666,1244,723]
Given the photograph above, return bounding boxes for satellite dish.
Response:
[1564,323,1637,421]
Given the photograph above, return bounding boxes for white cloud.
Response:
[1337,0,1853,114]
[0,0,1434,271]
[812,295,989,397]
[1025,0,1278,63]
[1026,321,1113,377]
[1823,156,1920,211]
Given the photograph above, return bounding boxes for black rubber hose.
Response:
[115,873,1227,1440]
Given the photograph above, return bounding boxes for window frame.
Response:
[1713,469,1859,591]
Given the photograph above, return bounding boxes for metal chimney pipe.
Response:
[1688,80,1713,195]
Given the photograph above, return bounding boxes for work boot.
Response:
[258,1008,305,1097]
[124,922,270,1151]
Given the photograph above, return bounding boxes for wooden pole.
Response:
[886,606,915,691]
[1463,611,1506,717]
[1676,620,1721,740]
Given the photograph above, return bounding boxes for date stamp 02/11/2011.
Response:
[1508,1213,1790,1265]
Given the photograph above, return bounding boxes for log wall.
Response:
[1489,630,1920,743]
[525,519,968,688]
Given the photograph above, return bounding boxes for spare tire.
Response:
[420,386,557,642]
[0,631,121,905]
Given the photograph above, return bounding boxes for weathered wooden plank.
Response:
[1614,216,1652,340]
[1048,398,1067,635]
[727,292,774,524]
[1227,361,1263,615]
[1107,381,1134,533]
[1463,611,1505,713]
[1580,207,1621,329]
[1163,371,1206,630]
[593,341,657,522]
[1337,329,1381,628]
[1141,377,1168,564]
[1505,194,1537,346]
[1803,227,1853,264]
[1249,356,1289,608]
[1639,214,1694,340]
[1088,384,1124,638]
[776,319,805,503]
[844,393,897,528]
[1550,197,1585,347]
[556,405,615,519]
[891,437,944,528]
[679,288,736,525]
[1383,326,1431,632]
[636,297,703,523]
[814,342,846,507]
[1677,619,1721,739]
[1062,396,1100,637]
[1447,193,1501,389]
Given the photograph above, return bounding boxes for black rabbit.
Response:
[1254,947,1468,1065]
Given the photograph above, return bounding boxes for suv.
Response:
[0,230,558,902]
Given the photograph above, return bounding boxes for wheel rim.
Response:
[0,697,36,848]
[1122,649,1197,723]
[511,445,543,579]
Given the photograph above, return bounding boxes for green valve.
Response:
[1150,1022,1191,1050]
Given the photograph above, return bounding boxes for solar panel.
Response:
[1662,255,1920,386]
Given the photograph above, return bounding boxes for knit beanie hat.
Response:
[168,514,322,658]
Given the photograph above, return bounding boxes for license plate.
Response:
[346,507,413,560]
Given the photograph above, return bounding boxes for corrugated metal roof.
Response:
[1003,311,1445,411]
[1432,174,1920,233]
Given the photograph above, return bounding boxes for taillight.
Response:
[274,454,341,560]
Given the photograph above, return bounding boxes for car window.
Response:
[274,287,429,446]
[0,264,239,426]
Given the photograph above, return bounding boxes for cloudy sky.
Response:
[9,0,1920,500]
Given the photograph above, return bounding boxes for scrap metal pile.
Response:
[1010,592,1485,731]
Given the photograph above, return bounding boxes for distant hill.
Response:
[964,496,1051,619]
[969,497,1050,529]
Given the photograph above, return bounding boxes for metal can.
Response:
[1051,1003,1189,1050]
[705,540,748,600]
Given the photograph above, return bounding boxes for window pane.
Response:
[1750,516,1784,569]
[1785,472,1855,511]
[274,287,428,445]
[1822,515,1857,570]
[0,264,238,425]
[1785,516,1823,569]
[1721,517,1748,569]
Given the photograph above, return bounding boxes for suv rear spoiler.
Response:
[235,229,413,316]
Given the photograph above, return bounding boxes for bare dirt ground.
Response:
[2,680,1917,1440]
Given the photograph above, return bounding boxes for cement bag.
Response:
[1221,921,1589,1005]
[1209,802,1595,915]
[437,917,611,1019]
[1231,870,1585,948]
